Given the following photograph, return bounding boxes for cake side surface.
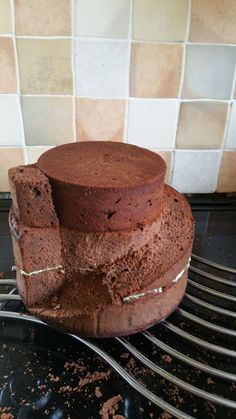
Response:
[37,142,166,231]
[27,185,194,337]
[9,165,58,228]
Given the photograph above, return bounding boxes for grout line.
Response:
[185,0,192,42]
[171,12,190,184]
[20,94,75,98]
[71,0,76,142]
[0,94,233,104]
[230,63,236,101]
[10,0,28,163]
[124,0,133,144]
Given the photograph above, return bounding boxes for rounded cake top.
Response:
[37,142,166,189]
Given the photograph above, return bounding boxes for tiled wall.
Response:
[0,0,236,193]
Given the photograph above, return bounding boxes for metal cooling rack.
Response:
[0,255,236,419]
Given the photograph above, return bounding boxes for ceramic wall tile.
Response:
[0,147,24,191]
[153,150,173,184]
[0,37,16,93]
[127,99,177,149]
[0,96,24,146]
[27,146,54,164]
[76,98,126,142]
[15,0,71,36]
[133,0,188,41]
[190,0,236,44]
[177,102,228,149]
[130,43,183,98]
[0,0,12,33]
[22,96,74,146]
[172,150,221,193]
[182,45,236,99]
[217,151,236,192]
[17,39,73,94]
[75,40,129,97]
[75,0,130,38]
[225,102,236,149]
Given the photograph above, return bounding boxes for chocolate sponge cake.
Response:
[9,141,194,337]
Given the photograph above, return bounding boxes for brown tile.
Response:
[133,0,188,41]
[15,0,71,35]
[190,0,236,44]
[153,150,173,183]
[0,0,12,33]
[0,147,24,191]
[76,98,126,142]
[17,38,73,94]
[22,96,74,145]
[176,102,228,149]
[130,42,183,98]
[217,151,236,192]
[0,37,17,93]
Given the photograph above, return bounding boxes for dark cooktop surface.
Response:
[0,196,235,419]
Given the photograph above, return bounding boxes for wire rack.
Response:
[0,254,236,419]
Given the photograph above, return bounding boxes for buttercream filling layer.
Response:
[123,258,191,302]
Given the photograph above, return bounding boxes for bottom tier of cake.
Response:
[10,185,194,337]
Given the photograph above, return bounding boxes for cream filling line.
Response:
[123,258,191,302]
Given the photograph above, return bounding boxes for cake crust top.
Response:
[37,141,166,189]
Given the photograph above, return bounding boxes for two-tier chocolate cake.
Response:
[9,141,194,337]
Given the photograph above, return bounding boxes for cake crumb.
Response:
[161,354,172,363]
[95,386,103,398]
[120,352,129,359]
[207,377,214,385]
[99,395,122,419]
[48,373,60,382]
[64,360,86,372]
[0,414,14,419]
[160,412,172,419]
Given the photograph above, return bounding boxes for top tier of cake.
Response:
[37,142,166,232]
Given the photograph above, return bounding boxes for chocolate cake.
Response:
[9,141,194,337]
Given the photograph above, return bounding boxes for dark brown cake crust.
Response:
[37,142,166,232]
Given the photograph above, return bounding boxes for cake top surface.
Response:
[37,142,166,188]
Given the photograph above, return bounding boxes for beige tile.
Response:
[15,0,71,35]
[217,151,236,192]
[0,147,24,191]
[22,96,74,146]
[0,37,17,93]
[190,0,236,44]
[0,0,12,33]
[76,98,126,142]
[176,102,228,149]
[153,150,173,184]
[133,0,188,41]
[130,43,183,98]
[27,146,54,164]
[17,39,73,94]
[75,0,130,38]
